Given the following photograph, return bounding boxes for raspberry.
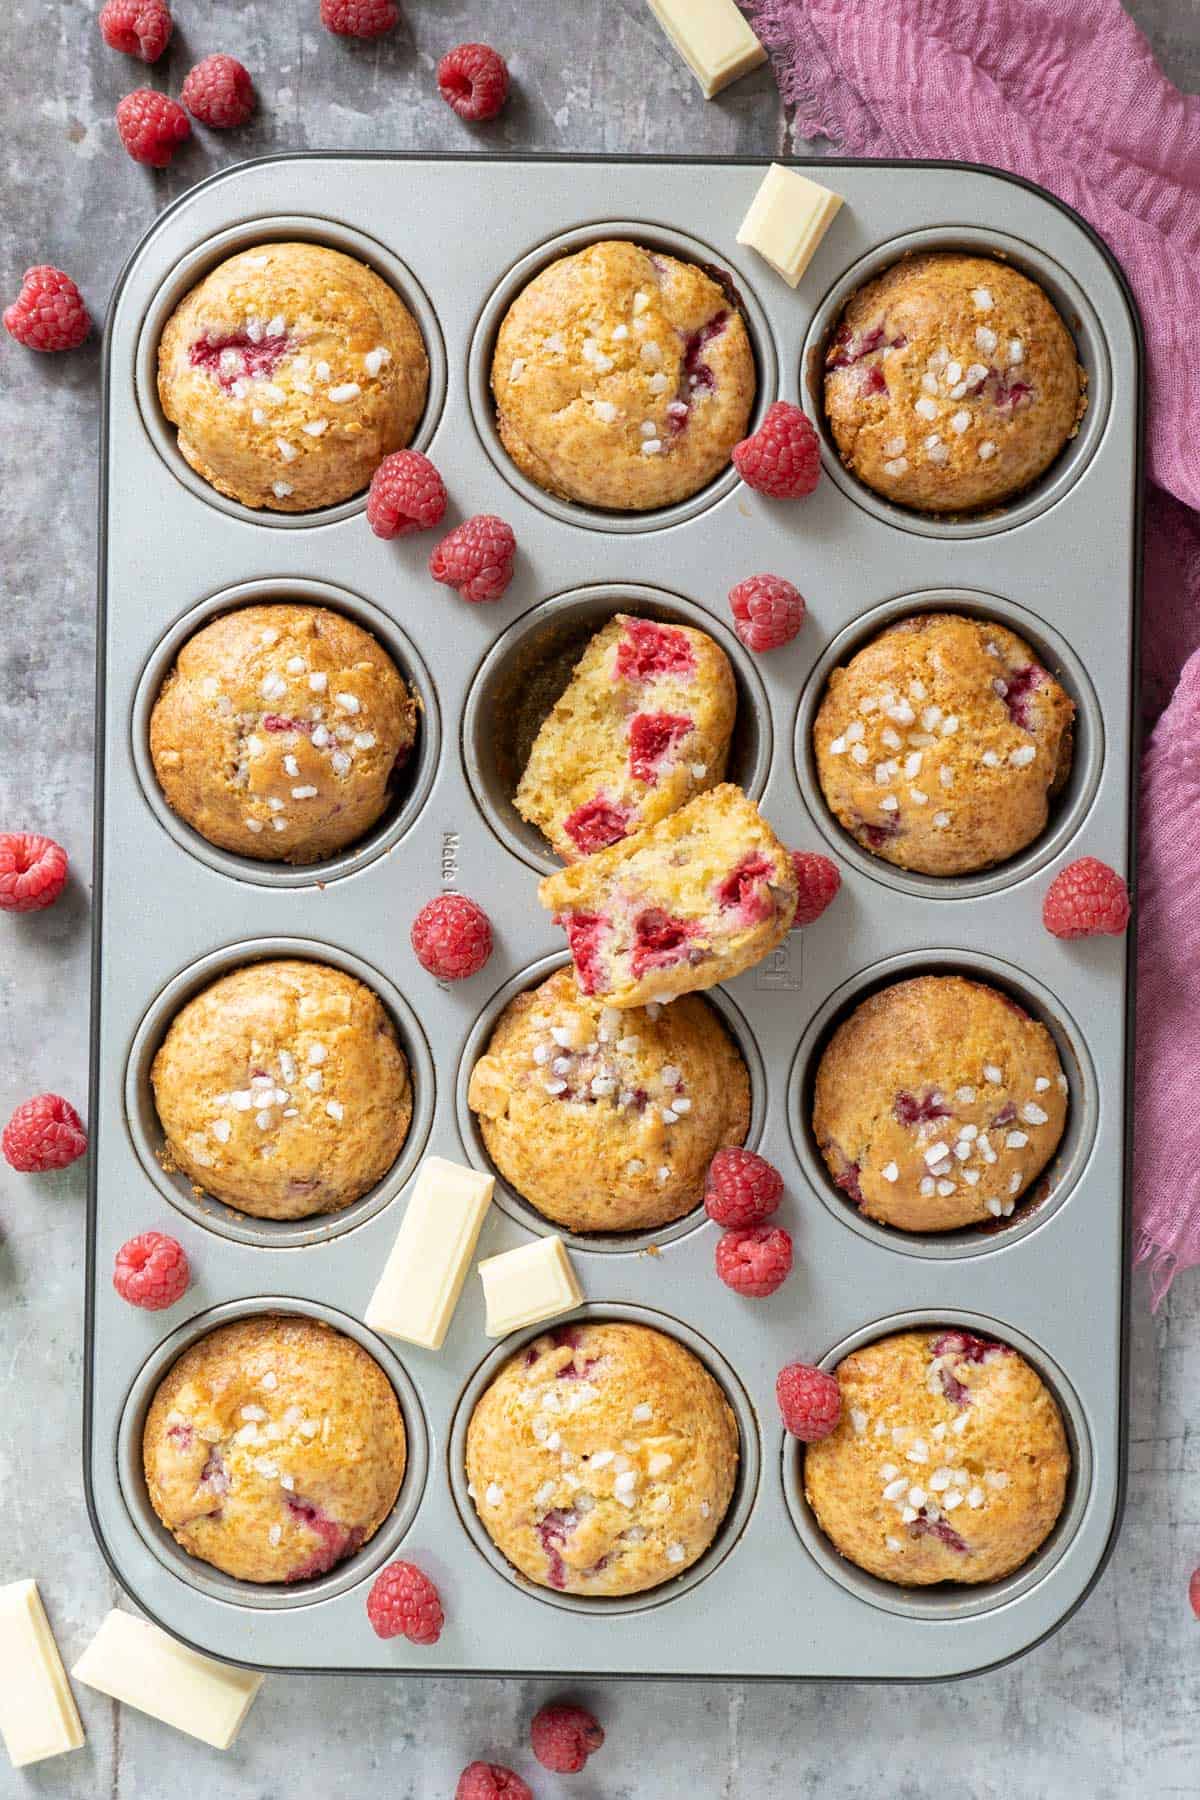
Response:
[3,269,90,353]
[732,401,822,498]
[715,1224,793,1297]
[455,1766,532,1800]
[320,0,398,36]
[429,514,516,603]
[112,1231,190,1309]
[181,56,256,129]
[776,1361,842,1441]
[99,0,172,62]
[437,43,510,122]
[1042,857,1131,939]
[530,1702,604,1774]
[1190,1566,1200,1620]
[705,1147,783,1228]
[728,574,806,652]
[116,89,191,166]
[790,850,841,926]
[2,1095,87,1173]
[365,1561,444,1644]
[0,833,69,911]
[411,893,493,979]
[366,450,447,539]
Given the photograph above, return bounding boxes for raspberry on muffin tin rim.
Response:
[462,583,774,878]
[134,215,448,529]
[131,579,442,890]
[787,947,1099,1262]
[123,937,436,1250]
[781,1308,1094,1624]
[467,220,777,535]
[115,1297,431,1612]
[446,1302,760,1617]
[801,226,1111,540]
[794,589,1104,901]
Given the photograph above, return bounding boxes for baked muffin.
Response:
[812,975,1068,1232]
[465,1322,738,1597]
[540,784,797,1008]
[467,967,751,1232]
[813,613,1074,876]
[823,252,1085,514]
[143,1315,405,1584]
[804,1328,1070,1586]
[515,614,736,862]
[149,604,418,864]
[157,242,428,512]
[150,959,411,1220]
[491,240,755,511]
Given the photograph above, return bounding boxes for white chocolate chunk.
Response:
[72,1611,261,1750]
[736,162,844,287]
[0,1581,85,1767]
[478,1235,584,1337]
[644,0,766,98]
[364,1156,493,1350]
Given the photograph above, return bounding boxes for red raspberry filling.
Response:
[536,1507,578,1589]
[562,798,632,856]
[678,311,728,411]
[715,853,775,922]
[285,1497,363,1581]
[860,813,902,849]
[562,913,607,995]
[930,1330,1008,1405]
[829,1150,864,1207]
[910,1510,968,1553]
[189,330,290,391]
[826,323,908,367]
[614,617,695,682]
[630,907,697,978]
[894,1089,952,1127]
[627,712,693,784]
[996,661,1045,730]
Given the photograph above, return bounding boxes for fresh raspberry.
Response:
[1190,1566,1200,1619]
[705,1147,783,1228]
[99,0,172,62]
[776,1361,842,1441]
[181,56,256,129]
[732,401,822,499]
[320,0,398,36]
[429,514,516,603]
[365,1561,444,1644]
[3,269,90,353]
[366,450,447,539]
[531,1703,604,1774]
[728,574,806,652]
[0,833,69,911]
[455,1766,532,1800]
[2,1095,87,1173]
[112,1231,190,1310]
[1042,857,1131,939]
[116,89,191,167]
[715,1224,793,1297]
[790,850,841,926]
[437,43,510,122]
[411,894,493,979]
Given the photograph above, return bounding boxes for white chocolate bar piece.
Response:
[0,1581,85,1768]
[365,1155,494,1350]
[72,1611,261,1750]
[736,163,845,287]
[644,0,766,99]
[479,1235,585,1337]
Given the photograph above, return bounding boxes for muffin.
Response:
[468,967,751,1232]
[150,959,411,1220]
[812,975,1068,1232]
[540,784,797,1008]
[149,604,418,864]
[823,252,1085,513]
[491,240,755,510]
[515,614,737,862]
[804,1328,1070,1586]
[813,613,1074,876]
[143,1315,405,1584]
[465,1322,738,1597]
[157,242,428,512]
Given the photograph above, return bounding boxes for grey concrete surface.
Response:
[1,3,1197,1795]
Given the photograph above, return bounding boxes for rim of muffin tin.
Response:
[116,1297,430,1612]
[123,937,435,1250]
[467,220,777,535]
[133,214,448,529]
[800,225,1112,539]
[787,948,1099,1261]
[782,1308,1094,1623]
[793,587,1104,900]
[130,578,442,890]
[455,951,767,1255]
[447,1301,760,1617]
[462,582,774,878]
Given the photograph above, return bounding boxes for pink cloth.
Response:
[744,0,1200,1291]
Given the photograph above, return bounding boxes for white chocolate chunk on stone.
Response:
[478,1235,584,1337]
[364,1156,493,1351]
[644,0,766,98]
[0,1580,85,1768]
[72,1611,261,1751]
[735,162,844,287]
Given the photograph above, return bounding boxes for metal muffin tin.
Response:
[87,154,1140,1681]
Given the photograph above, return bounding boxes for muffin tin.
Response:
[87,154,1141,1680]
